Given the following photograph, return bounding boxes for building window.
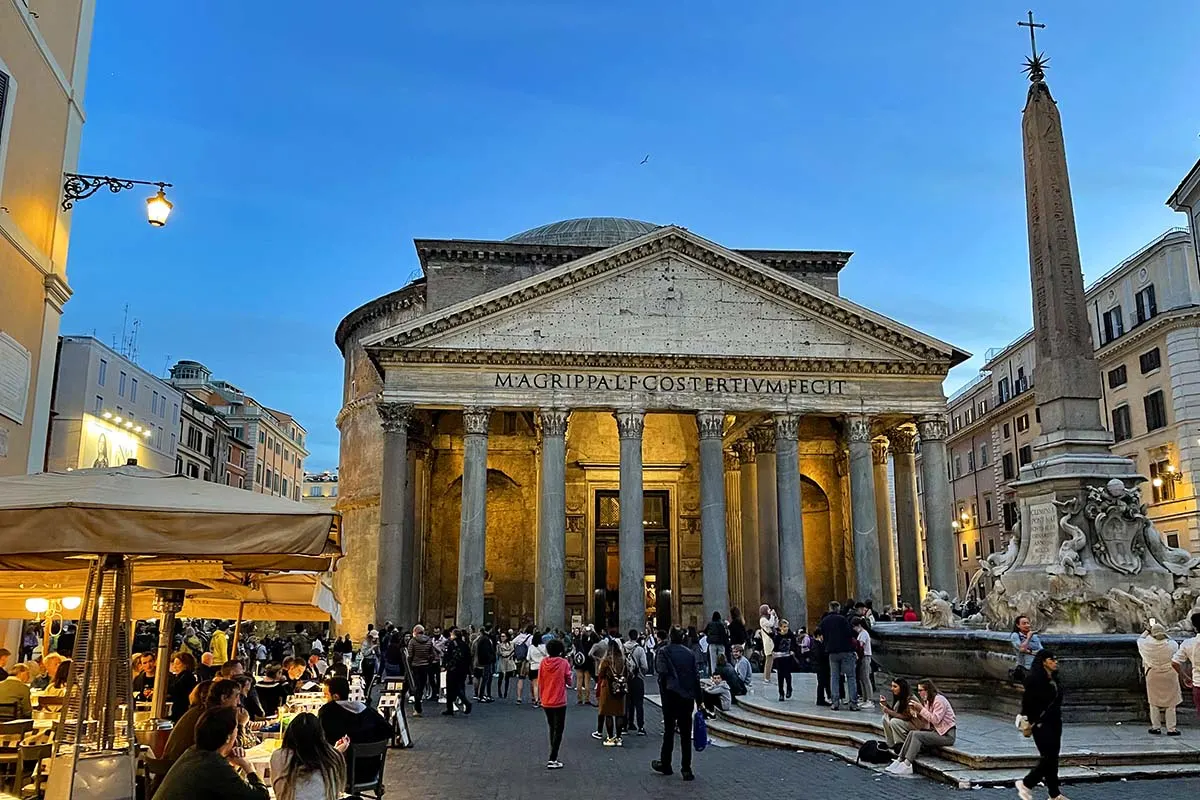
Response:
[1003,422,1011,440]
[960,542,969,560]
[1002,452,1015,480]
[0,66,12,181]
[1102,305,1125,343]
[979,444,989,466]
[974,540,982,558]
[176,457,182,474]
[1111,405,1132,442]
[1167,532,1180,549]
[1139,348,1161,374]
[186,463,199,479]
[1016,414,1030,433]
[1149,460,1177,503]
[970,502,978,524]
[1144,391,1168,432]
[238,450,245,468]
[266,468,273,489]
[238,477,245,489]
[268,437,274,450]
[998,377,1011,404]
[989,538,996,554]
[259,431,266,444]
[1108,365,1127,389]
[130,378,138,402]
[275,442,281,455]
[1135,285,1157,325]
[98,358,107,386]
[203,469,211,482]
[331,486,338,497]
[233,426,244,440]
[968,450,977,472]
[93,395,103,414]
[256,463,263,483]
[1016,367,1028,394]
[984,496,993,522]
[157,426,164,448]
[282,478,289,497]
[274,474,281,492]
[118,371,126,397]
[309,486,322,497]
[954,456,962,478]
[1018,445,1033,466]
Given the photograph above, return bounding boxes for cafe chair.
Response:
[12,742,52,798]
[138,756,173,799]
[0,702,22,723]
[344,739,389,799]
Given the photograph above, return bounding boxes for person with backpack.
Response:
[527,634,548,708]
[473,625,497,703]
[513,625,534,704]
[703,612,729,676]
[441,629,472,717]
[623,630,649,736]
[595,638,628,746]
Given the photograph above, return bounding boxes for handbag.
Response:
[692,708,709,752]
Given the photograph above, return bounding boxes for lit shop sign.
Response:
[81,413,149,469]
[493,372,848,395]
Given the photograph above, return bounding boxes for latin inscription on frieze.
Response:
[494,372,848,395]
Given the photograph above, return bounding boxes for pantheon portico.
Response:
[333,218,968,635]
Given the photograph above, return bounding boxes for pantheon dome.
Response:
[505,217,660,248]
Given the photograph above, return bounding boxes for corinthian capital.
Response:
[847,415,872,444]
[732,438,756,465]
[748,425,775,454]
[773,413,800,442]
[871,438,890,466]
[462,406,492,436]
[917,415,948,442]
[886,426,917,454]
[724,449,740,472]
[377,401,413,434]
[696,410,726,441]
[614,409,645,440]
[539,408,570,438]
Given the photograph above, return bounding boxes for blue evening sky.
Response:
[63,1,1200,471]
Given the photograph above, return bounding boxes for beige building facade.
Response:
[927,227,1200,598]
[0,2,95,475]
[168,360,308,500]
[336,218,968,636]
[303,471,338,511]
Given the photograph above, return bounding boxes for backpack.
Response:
[514,636,529,662]
[692,709,709,752]
[857,740,894,765]
[625,645,643,677]
[608,668,628,697]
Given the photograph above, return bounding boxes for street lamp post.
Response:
[61,173,175,226]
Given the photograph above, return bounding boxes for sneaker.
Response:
[591,731,604,740]
[516,699,523,705]
[614,738,623,747]
[603,738,617,747]
[891,761,913,776]
[412,711,422,718]
[549,761,563,769]
[577,700,584,706]
[1015,779,1033,800]
[440,710,455,716]
[1148,728,1162,735]
[651,760,673,776]
[884,760,904,774]
[830,704,841,711]
[681,769,695,781]
[1168,730,1182,736]
[637,728,647,736]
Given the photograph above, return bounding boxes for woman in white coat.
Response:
[759,604,778,681]
[1137,622,1181,735]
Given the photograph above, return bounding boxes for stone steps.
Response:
[651,694,1200,787]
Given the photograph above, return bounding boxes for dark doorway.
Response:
[593,490,671,632]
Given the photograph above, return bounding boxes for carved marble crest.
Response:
[1047,496,1087,577]
[1086,480,1147,575]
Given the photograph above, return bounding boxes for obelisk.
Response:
[1000,19,1164,597]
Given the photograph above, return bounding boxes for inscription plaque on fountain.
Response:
[1024,494,1059,565]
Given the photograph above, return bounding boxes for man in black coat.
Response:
[652,627,699,781]
[818,601,859,710]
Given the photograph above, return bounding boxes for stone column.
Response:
[774,413,807,626]
[410,439,431,624]
[615,409,646,636]
[888,427,921,606]
[872,439,898,608]
[376,401,413,627]
[456,406,491,628]
[696,411,730,619]
[847,416,882,604]
[917,415,956,597]
[723,449,743,613]
[750,426,779,607]
[537,409,570,631]
[734,439,760,613]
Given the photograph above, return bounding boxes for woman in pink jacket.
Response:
[885,679,958,776]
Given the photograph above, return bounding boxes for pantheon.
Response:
[334,218,968,636]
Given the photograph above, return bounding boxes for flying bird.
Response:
[639,154,650,165]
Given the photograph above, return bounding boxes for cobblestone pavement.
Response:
[381,692,1200,799]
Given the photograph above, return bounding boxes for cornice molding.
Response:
[368,231,959,365]
[334,281,426,353]
[1095,306,1200,361]
[43,273,73,311]
[378,347,950,377]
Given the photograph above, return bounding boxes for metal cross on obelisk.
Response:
[1018,10,1048,81]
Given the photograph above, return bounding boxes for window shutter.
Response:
[0,71,8,144]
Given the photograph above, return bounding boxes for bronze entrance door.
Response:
[592,490,671,632]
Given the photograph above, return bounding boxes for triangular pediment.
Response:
[363,227,967,371]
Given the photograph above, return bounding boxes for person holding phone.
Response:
[879,678,922,752]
